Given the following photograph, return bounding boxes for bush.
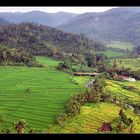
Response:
[123,85,137,91]
[56,113,68,125]
[65,100,81,116]
[119,110,133,126]
[56,63,69,71]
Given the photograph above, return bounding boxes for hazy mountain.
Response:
[0,11,79,27]
[0,17,9,25]
[57,7,140,44]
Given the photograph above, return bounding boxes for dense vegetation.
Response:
[0,45,40,66]
[48,103,121,133]
[0,8,140,134]
[55,77,108,125]
[0,23,95,58]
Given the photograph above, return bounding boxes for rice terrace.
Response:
[0,7,140,134]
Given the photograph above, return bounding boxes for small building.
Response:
[98,123,112,132]
[117,75,136,82]
[85,79,95,88]
[74,72,100,77]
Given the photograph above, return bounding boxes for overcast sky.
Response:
[0,7,117,14]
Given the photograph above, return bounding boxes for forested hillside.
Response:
[0,23,106,61]
[0,46,39,66]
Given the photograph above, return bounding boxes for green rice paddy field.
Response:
[97,50,125,58]
[109,58,140,70]
[105,79,140,104]
[107,41,135,51]
[1,56,140,133]
[120,58,140,70]
[0,56,88,131]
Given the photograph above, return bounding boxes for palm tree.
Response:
[14,120,27,133]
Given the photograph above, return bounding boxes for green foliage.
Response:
[56,113,68,126]
[48,103,121,133]
[0,56,86,132]
[107,41,135,52]
[96,49,126,58]
[56,63,70,71]
[0,22,95,61]
[109,58,140,71]
[56,77,107,125]
[123,85,137,91]
[119,109,133,126]
[0,46,39,67]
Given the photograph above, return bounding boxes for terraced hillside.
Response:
[108,58,140,70]
[48,103,121,133]
[107,41,135,51]
[0,56,88,132]
[119,58,140,70]
[96,50,125,58]
[105,80,140,104]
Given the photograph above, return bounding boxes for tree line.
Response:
[0,45,42,67]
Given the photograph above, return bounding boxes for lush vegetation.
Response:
[107,41,135,52]
[0,45,40,67]
[55,77,108,125]
[111,108,140,133]
[0,15,140,134]
[0,56,88,132]
[48,103,121,133]
[96,49,126,58]
[114,58,140,70]
[105,80,140,105]
[0,23,95,59]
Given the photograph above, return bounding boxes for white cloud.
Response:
[0,7,117,14]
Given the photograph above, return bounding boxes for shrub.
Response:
[56,63,69,71]
[24,88,31,93]
[65,100,81,116]
[56,113,68,125]
[123,85,137,91]
[119,110,133,126]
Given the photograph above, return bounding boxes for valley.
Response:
[0,7,140,134]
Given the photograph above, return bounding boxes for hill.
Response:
[48,102,121,133]
[57,7,140,46]
[0,17,9,25]
[0,11,78,27]
[0,22,96,58]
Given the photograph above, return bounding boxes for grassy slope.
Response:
[48,102,120,133]
[123,108,140,133]
[36,56,61,67]
[105,80,140,104]
[108,58,140,70]
[120,58,140,70]
[97,50,125,58]
[0,56,88,131]
[107,41,135,51]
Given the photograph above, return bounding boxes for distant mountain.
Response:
[0,11,79,27]
[0,17,9,25]
[57,7,140,45]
